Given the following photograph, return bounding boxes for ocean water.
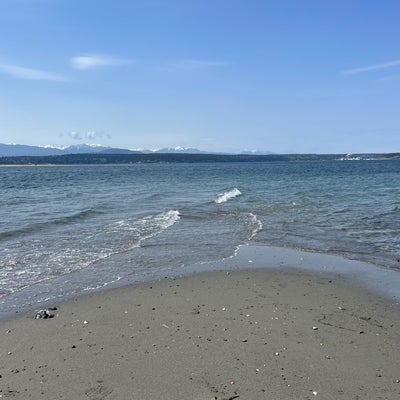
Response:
[1,160,399,316]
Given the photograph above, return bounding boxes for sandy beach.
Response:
[1,267,400,399]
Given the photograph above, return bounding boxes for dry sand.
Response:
[1,268,400,399]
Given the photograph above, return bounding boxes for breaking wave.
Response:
[0,210,181,299]
[215,188,242,204]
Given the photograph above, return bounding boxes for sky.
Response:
[0,0,399,154]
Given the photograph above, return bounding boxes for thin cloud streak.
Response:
[70,54,130,70]
[0,63,69,81]
[342,59,400,75]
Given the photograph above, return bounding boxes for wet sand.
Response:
[1,268,400,399]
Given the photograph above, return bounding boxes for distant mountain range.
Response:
[1,144,398,164]
[0,143,133,157]
[0,143,274,157]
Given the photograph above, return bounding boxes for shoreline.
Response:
[1,266,400,399]
[2,244,400,321]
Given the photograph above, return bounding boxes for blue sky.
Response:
[0,0,399,153]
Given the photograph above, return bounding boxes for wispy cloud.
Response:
[70,54,129,70]
[64,131,112,141]
[0,63,68,81]
[342,59,400,75]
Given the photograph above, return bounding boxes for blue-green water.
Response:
[1,161,399,315]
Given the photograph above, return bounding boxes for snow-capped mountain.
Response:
[0,143,274,157]
[239,149,274,155]
[0,143,113,157]
[139,147,274,154]
[59,144,112,153]
[152,147,206,154]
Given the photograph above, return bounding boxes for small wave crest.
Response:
[0,208,100,240]
[248,212,263,239]
[109,209,181,249]
[215,188,242,204]
[53,208,101,225]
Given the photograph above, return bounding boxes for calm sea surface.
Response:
[1,161,399,315]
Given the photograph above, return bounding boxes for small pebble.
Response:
[312,326,318,330]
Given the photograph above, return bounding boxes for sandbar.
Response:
[1,268,400,399]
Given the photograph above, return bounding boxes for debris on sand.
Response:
[34,309,55,319]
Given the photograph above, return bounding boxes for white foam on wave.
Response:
[231,212,263,258]
[146,210,181,236]
[215,188,242,204]
[1,210,182,299]
[111,209,180,245]
[248,212,263,240]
